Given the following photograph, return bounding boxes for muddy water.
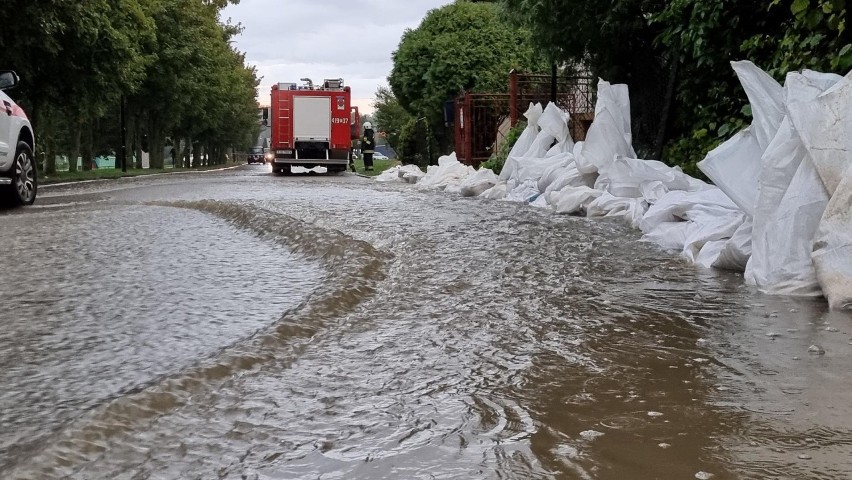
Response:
[2,167,851,479]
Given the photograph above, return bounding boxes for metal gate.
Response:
[454,70,595,167]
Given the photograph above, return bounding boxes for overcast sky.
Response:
[221,0,454,114]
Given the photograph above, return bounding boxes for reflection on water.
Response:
[2,171,851,479]
[0,204,323,474]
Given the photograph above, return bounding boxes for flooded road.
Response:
[1,165,851,479]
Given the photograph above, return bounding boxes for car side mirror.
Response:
[0,71,20,91]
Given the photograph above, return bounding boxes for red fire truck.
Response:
[270,78,356,174]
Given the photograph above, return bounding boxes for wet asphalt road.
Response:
[1,163,851,479]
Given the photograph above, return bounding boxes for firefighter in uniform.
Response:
[361,121,376,171]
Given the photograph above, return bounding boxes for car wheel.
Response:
[4,141,37,206]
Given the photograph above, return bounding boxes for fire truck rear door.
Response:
[293,96,331,142]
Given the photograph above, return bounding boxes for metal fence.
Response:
[454,70,596,167]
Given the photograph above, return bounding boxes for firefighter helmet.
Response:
[363,122,372,130]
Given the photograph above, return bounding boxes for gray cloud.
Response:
[222,0,452,112]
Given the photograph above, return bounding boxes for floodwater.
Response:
[1,165,851,479]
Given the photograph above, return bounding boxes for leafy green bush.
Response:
[481,121,526,175]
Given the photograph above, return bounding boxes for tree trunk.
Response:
[182,136,190,168]
[44,119,57,175]
[149,114,164,169]
[213,145,223,164]
[82,120,94,171]
[180,136,189,168]
[654,47,680,161]
[192,140,201,167]
[68,121,81,173]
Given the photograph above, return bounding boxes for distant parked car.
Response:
[247,146,264,164]
[373,152,389,160]
[0,71,36,206]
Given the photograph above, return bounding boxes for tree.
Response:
[498,0,850,174]
[652,0,850,174]
[0,0,156,173]
[389,0,543,154]
[0,0,259,173]
[500,0,673,158]
[372,86,411,154]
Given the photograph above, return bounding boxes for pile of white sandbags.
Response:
[374,164,426,184]
[700,62,852,309]
[381,61,852,309]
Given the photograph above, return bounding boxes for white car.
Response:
[0,71,36,206]
[373,152,389,160]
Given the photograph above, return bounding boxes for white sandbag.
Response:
[802,70,843,92]
[731,60,785,150]
[787,70,852,195]
[639,174,711,205]
[403,170,425,184]
[713,218,752,272]
[460,167,499,197]
[499,103,543,181]
[537,155,574,192]
[812,162,852,309]
[747,152,827,296]
[745,70,838,296]
[575,107,635,174]
[595,156,693,199]
[546,138,574,157]
[375,164,424,183]
[747,117,806,275]
[505,179,541,203]
[479,181,508,200]
[697,127,764,216]
[639,181,670,205]
[543,166,597,196]
[523,129,557,161]
[639,188,739,234]
[444,183,462,195]
[547,186,604,214]
[685,176,714,192]
[640,188,746,263]
[572,141,584,161]
[695,240,727,269]
[574,79,635,174]
[586,192,648,228]
[596,80,633,146]
[501,128,556,184]
[529,194,550,209]
[515,152,570,184]
[375,167,404,182]
[417,153,475,191]
[679,204,746,263]
[539,102,571,143]
[642,204,745,264]
[698,61,785,216]
[641,221,691,251]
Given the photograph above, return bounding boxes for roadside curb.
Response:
[41,164,244,188]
